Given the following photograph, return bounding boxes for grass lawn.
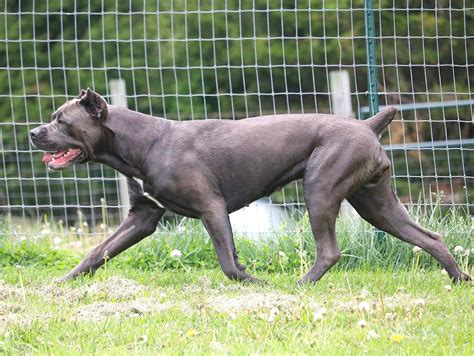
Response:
[0,266,472,354]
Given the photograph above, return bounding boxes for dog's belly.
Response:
[146,149,309,217]
[221,157,308,213]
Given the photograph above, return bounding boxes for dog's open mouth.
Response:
[42,148,83,170]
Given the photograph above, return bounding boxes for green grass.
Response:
[0,210,472,354]
[1,207,472,274]
[0,267,472,354]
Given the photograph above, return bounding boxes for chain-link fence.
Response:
[0,1,472,232]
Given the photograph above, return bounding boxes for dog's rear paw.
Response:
[57,273,76,283]
[59,268,93,282]
[452,272,472,284]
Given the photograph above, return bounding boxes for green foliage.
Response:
[0,1,472,221]
[0,240,78,269]
[1,209,471,275]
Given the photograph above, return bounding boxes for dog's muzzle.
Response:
[30,126,46,143]
[30,126,85,171]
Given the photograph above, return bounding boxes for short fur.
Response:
[30,89,470,284]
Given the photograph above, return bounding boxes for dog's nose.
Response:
[30,127,41,139]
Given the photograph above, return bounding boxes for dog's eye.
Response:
[54,112,66,125]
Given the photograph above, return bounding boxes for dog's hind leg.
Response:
[61,196,165,280]
[297,181,343,284]
[297,148,366,284]
[348,167,470,283]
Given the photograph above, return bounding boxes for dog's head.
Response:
[30,89,110,171]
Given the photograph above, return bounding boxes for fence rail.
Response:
[0,1,472,232]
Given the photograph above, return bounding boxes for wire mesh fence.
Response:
[0,1,472,232]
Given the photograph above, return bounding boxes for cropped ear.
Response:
[76,89,87,99]
[79,88,109,122]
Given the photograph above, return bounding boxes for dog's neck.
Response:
[94,105,169,179]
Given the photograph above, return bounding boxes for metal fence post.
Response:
[108,79,130,221]
[365,0,379,116]
[364,2,386,240]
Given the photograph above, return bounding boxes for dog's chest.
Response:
[132,177,166,209]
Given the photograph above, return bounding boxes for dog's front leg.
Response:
[61,197,165,280]
[200,203,262,283]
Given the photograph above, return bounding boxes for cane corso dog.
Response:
[30,89,470,284]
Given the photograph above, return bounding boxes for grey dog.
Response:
[30,89,469,284]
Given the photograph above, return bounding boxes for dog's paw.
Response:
[452,272,472,284]
[235,271,266,285]
[236,262,247,272]
[57,273,76,283]
[58,268,91,282]
[242,275,267,286]
[296,275,318,286]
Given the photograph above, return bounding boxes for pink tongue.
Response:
[42,152,53,163]
[52,155,70,166]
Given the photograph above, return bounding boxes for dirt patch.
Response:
[73,298,173,323]
[0,303,29,333]
[207,292,298,314]
[0,279,26,301]
[36,276,148,303]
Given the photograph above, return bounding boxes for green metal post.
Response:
[365,1,385,241]
[365,0,379,116]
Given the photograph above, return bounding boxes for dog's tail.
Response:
[364,106,397,139]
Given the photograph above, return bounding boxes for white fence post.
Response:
[329,70,357,216]
[108,79,130,221]
[329,70,353,117]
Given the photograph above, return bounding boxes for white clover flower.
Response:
[357,319,368,328]
[358,301,371,312]
[297,250,307,257]
[313,306,326,321]
[170,249,182,259]
[413,246,422,254]
[278,251,286,258]
[313,311,324,321]
[267,308,279,322]
[360,288,370,299]
[441,269,448,275]
[367,330,379,339]
[385,312,396,321]
[444,285,452,292]
[454,246,464,254]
